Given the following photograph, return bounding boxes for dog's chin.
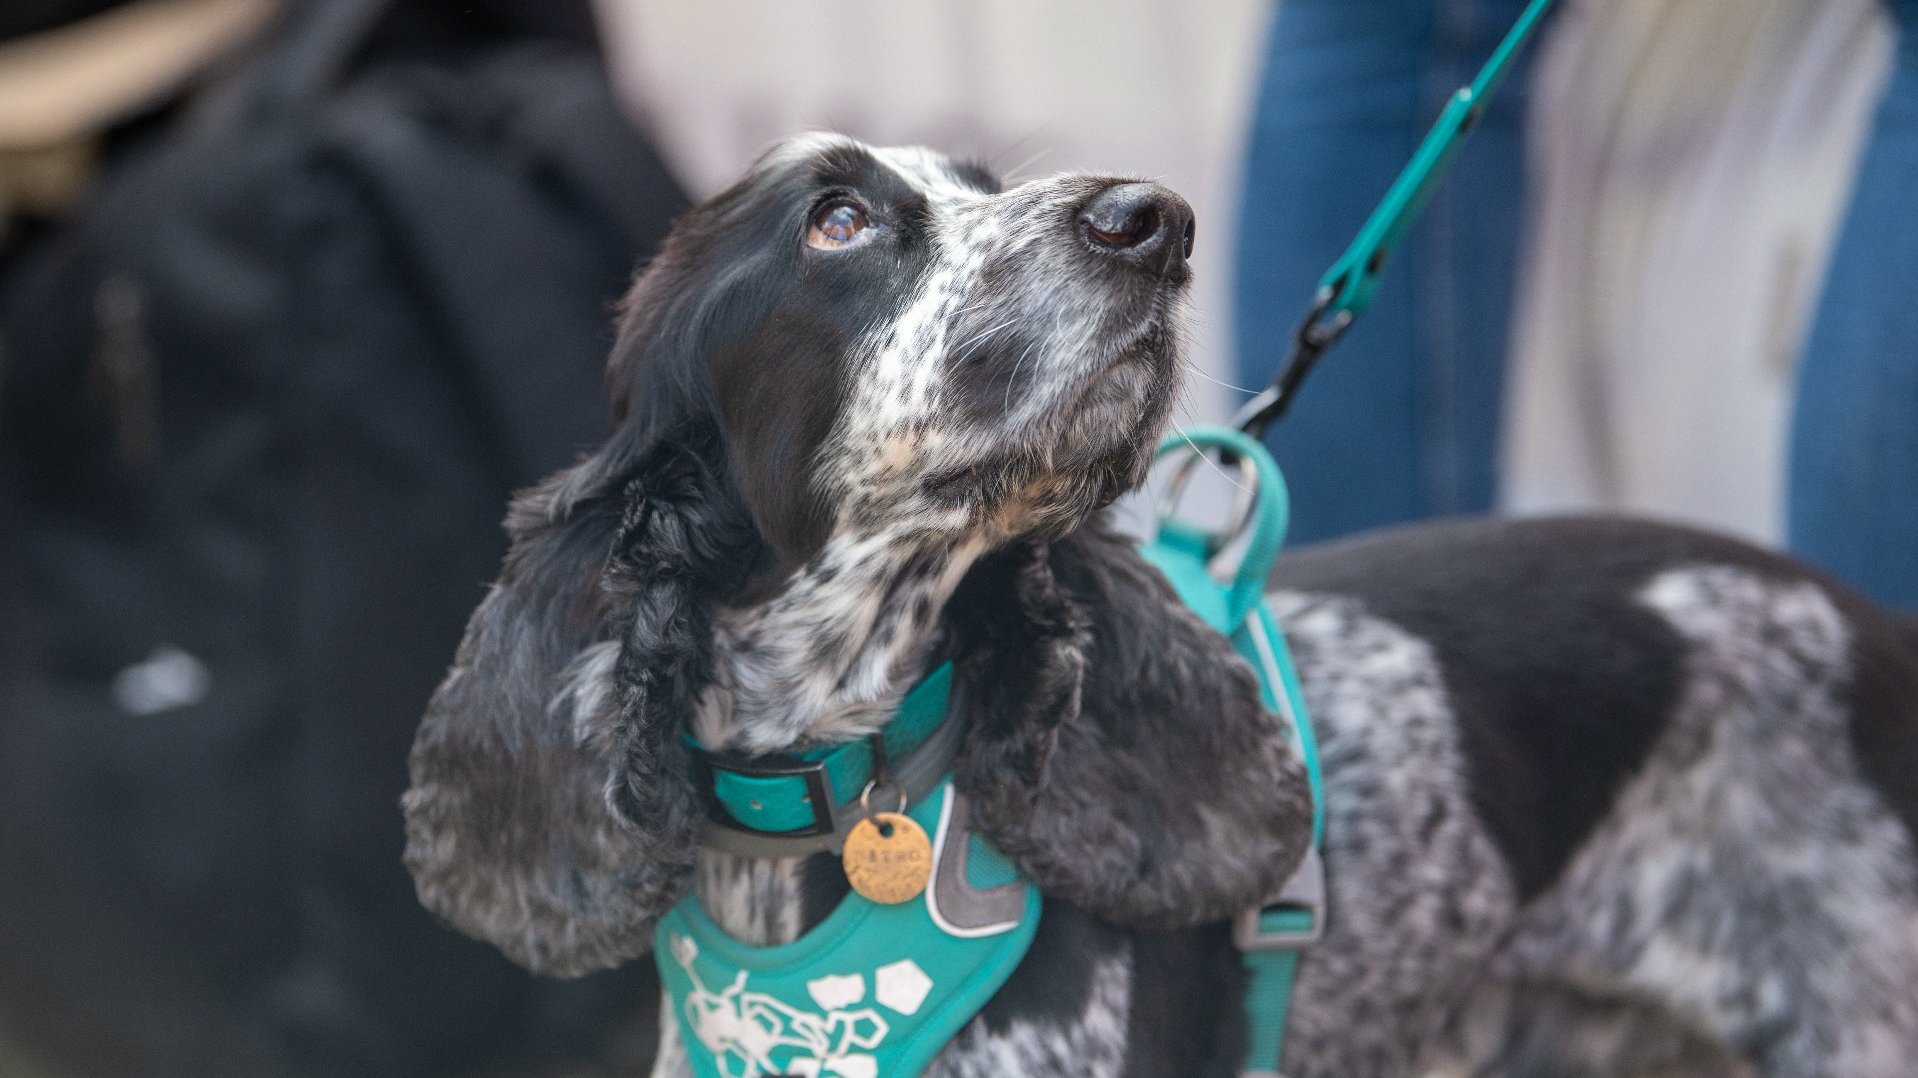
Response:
[922,420,1155,542]
[919,316,1178,536]
[1056,328,1178,456]
[992,353,1175,536]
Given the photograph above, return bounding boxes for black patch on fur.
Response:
[1124,923,1247,1078]
[972,901,1126,1033]
[709,307,844,576]
[1837,610,1918,853]
[1270,516,1843,901]
[796,852,851,931]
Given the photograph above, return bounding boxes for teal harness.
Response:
[659,427,1327,1077]
[659,667,1043,1078]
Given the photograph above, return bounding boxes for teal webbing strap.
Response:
[1217,2,1561,1048]
[1141,427,1325,1075]
[1239,940,1305,1074]
[1141,426,1323,840]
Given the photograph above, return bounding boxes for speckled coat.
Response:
[399,135,1918,1077]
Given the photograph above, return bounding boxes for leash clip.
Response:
[1233,847,1325,952]
[1233,289,1355,441]
[1237,0,1558,439]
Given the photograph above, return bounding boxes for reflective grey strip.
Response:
[927,788,1026,937]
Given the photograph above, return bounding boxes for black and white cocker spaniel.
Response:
[403,134,1918,1076]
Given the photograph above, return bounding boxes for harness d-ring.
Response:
[1156,443,1262,556]
[1148,426,1292,629]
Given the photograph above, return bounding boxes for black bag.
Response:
[0,3,684,1075]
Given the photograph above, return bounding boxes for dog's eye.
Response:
[806,200,870,250]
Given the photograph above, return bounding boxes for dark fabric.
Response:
[0,0,124,42]
[0,30,684,1078]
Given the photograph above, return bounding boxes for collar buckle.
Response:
[691,748,840,838]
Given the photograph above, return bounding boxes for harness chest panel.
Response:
[657,783,1040,1078]
[661,428,1325,1077]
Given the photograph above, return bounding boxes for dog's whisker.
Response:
[1002,145,1051,182]
[1004,336,1043,413]
[953,317,1020,359]
[1182,361,1261,397]
[1170,421,1251,495]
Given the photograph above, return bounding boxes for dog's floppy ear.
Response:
[949,522,1314,928]
[402,421,758,977]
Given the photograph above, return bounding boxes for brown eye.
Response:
[806,200,870,250]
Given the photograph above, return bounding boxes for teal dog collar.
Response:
[691,664,961,857]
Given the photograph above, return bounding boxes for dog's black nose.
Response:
[1078,182,1194,279]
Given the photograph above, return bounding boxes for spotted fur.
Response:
[403,139,1918,1076]
[1277,520,1918,1077]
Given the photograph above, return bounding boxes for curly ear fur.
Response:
[402,430,757,976]
[950,521,1314,928]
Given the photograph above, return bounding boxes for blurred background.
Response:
[0,0,1912,1075]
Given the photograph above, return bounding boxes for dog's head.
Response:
[612,133,1192,575]
[402,136,1199,975]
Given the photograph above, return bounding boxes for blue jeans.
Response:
[1234,0,1542,543]
[1788,3,1918,611]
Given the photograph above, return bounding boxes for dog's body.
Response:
[402,136,1918,1076]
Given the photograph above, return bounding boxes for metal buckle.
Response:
[692,749,839,839]
[1234,847,1325,952]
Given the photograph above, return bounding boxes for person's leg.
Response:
[1788,5,1918,611]
[1235,0,1542,542]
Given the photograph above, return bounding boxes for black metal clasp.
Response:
[1233,289,1356,442]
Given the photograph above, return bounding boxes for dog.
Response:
[401,134,1918,1076]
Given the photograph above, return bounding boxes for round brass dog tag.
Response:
[842,811,932,904]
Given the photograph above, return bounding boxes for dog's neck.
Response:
[689,523,988,944]
[695,523,987,754]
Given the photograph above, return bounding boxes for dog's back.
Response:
[1268,516,1918,1076]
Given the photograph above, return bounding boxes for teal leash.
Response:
[1233,0,1559,442]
